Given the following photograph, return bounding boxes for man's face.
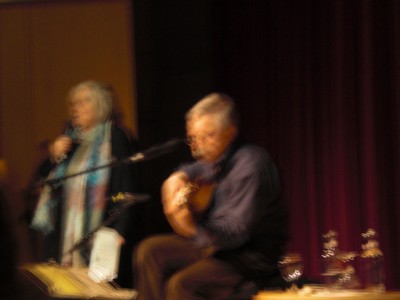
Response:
[186,115,237,163]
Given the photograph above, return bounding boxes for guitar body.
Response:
[175,182,215,216]
[187,183,215,216]
[167,181,215,237]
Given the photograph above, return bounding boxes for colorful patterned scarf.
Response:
[31,122,112,266]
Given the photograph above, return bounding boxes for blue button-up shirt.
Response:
[179,141,288,255]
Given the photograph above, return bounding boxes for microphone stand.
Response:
[40,158,120,190]
[62,193,150,259]
[32,138,183,190]
[29,138,182,259]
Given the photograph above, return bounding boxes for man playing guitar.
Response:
[134,93,289,300]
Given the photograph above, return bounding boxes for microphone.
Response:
[53,122,81,163]
[129,138,183,162]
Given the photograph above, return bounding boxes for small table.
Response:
[253,290,400,300]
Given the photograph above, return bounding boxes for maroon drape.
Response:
[134,0,400,290]
[212,0,400,289]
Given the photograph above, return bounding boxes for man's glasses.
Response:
[185,132,216,146]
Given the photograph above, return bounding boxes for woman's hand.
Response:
[118,235,126,246]
[49,135,73,163]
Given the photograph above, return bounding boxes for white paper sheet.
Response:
[88,227,121,283]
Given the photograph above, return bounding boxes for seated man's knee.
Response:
[134,236,161,265]
[166,271,193,298]
[134,235,175,269]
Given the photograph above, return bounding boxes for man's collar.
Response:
[212,137,243,179]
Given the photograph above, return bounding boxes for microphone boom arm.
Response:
[34,138,182,189]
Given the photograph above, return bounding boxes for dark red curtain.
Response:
[135,0,400,290]
[210,0,400,289]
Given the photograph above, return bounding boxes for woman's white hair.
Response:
[67,80,114,123]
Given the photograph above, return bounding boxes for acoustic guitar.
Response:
[175,182,215,217]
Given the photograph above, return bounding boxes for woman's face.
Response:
[68,87,98,131]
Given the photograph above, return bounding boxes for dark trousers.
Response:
[133,233,244,300]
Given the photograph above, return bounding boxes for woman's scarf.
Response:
[31,122,112,266]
